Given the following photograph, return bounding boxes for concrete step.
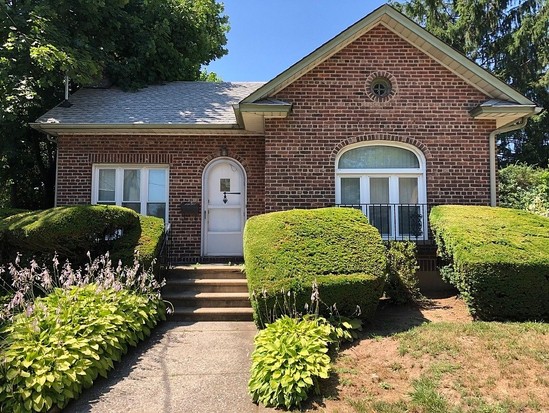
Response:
[162,264,251,321]
[165,265,246,280]
[164,278,249,293]
[168,307,254,322]
[163,292,251,308]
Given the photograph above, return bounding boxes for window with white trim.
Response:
[92,165,169,221]
[335,143,427,239]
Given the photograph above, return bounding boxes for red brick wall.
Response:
[264,25,496,211]
[55,25,499,260]
[56,134,265,261]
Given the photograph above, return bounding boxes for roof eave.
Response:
[470,105,543,128]
[29,122,263,136]
[239,102,292,117]
[469,105,540,118]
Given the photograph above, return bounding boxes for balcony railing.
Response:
[335,203,430,242]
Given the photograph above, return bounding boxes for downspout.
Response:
[489,118,528,206]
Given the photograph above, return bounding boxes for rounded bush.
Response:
[0,205,164,267]
[243,208,386,326]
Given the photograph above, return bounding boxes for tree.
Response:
[392,0,549,167]
[498,163,549,215]
[1,0,229,208]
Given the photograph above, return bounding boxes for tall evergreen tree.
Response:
[1,0,229,208]
[392,0,548,167]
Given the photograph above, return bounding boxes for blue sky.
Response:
[207,0,388,82]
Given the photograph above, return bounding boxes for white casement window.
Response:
[335,142,427,239]
[92,165,169,222]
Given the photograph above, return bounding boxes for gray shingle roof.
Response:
[35,82,265,125]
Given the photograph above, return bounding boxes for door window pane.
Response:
[369,178,390,236]
[123,170,140,201]
[98,169,116,203]
[399,205,423,237]
[220,178,230,192]
[369,205,392,236]
[399,178,418,204]
[340,178,360,204]
[148,170,166,202]
[370,178,389,204]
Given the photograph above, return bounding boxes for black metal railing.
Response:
[157,222,171,278]
[335,203,430,242]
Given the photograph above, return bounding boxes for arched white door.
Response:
[202,158,246,256]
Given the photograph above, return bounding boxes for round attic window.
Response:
[365,71,397,103]
[371,78,391,98]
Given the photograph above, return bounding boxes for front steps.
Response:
[162,264,253,321]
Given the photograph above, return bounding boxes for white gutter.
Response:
[489,118,528,206]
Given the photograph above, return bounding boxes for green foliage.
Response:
[0,205,164,267]
[116,214,165,268]
[0,284,165,412]
[0,0,229,208]
[499,164,549,217]
[327,316,363,346]
[385,241,425,305]
[0,209,29,219]
[243,208,387,326]
[248,316,332,409]
[429,205,549,320]
[393,0,549,168]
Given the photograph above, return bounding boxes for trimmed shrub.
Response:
[0,285,165,412]
[0,208,29,219]
[116,214,165,267]
[0,205,164,267]
[385,241,424,305]
[244,208,386,326]
[248,316,332,409]
[430,205,549,321]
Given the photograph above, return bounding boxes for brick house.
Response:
[32,5,540,263]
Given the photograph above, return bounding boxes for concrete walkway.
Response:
[63,322,275,413]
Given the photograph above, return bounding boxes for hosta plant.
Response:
[248,316,332,409]
[0,284,165,412]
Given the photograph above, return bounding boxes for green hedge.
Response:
[430,205,549,321]
[0,205,164,267]
[0,208,29,219]
[244,208,386,326]
[0,285,165,412]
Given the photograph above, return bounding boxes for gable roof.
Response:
[32,5,541,135]
[241,4,537,110]
[32,82,264,135]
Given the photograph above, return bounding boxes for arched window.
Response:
[335,142,427,239]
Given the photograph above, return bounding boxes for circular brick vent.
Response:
[366,71,397,103]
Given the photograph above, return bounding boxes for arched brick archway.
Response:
[330,133,432,164]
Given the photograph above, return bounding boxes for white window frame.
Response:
[335,141,427,239]
[92,164,169,222]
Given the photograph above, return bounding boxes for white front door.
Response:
[202,158,246,256]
